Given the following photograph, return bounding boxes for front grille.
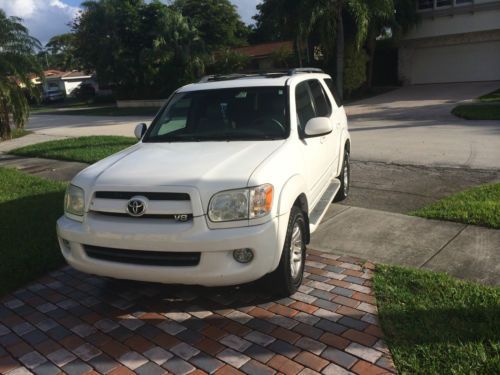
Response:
[84,245,200,267]
[92,212,193,221]
[95,191,190,201]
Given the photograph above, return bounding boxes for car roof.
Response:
[177,72,332,93]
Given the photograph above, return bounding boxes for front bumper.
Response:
[56,213,287,286]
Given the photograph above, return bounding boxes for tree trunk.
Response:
[336,0,344,101]
[295,36,303,67]
[0,102,11,140]
[367,32,377,90]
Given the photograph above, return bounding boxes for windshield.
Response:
[143,86,288,142]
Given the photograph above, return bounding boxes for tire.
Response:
[334,149,350,202]
[270,206,306,296]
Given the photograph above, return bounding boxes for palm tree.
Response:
[255,0,398,99]
[0,9,42,139]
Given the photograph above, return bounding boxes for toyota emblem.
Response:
[126,196,148,217]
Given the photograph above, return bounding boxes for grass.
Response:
[0,168,67,297]
[34,106,160,117]
[452,104,500,120]
[452,87,500,120]
[479,88,500,103]
[11,136,136,164]
[374,265,500,374]
[412,183,500,229]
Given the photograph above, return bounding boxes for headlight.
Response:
[208,184,273,222]
[64,185,85,216]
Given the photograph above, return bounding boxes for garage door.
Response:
[411,40,500,84]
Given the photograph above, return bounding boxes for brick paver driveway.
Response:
[0,250,394,375]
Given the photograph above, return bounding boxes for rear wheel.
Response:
[334,149,350,201]
[270,206,306,296]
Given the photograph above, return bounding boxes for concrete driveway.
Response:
[346,81,500,169]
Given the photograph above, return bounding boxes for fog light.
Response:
[233,248,254,263]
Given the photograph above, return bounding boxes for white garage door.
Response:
[411,41,500,84]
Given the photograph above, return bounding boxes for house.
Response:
[233,41,294,70]
[35,70,98,97]
[399,0,500,84]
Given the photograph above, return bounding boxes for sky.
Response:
[0,0,261,46]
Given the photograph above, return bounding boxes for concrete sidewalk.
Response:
[0,133,67,154]
[1,154,498,286]
[312,205,500,286]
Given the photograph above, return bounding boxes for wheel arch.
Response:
[277,174,311,245]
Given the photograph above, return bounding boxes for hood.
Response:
[74,140,285,210]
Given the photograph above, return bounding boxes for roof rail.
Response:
[197,68,324,83]
[198,71,288,83]
[288,67,324,75]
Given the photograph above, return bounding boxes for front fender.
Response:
[277,174,308,216]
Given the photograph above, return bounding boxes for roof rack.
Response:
[198,67,324,83]
[288,67,324,75]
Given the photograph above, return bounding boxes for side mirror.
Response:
[304,117,333,138]
[134,123,147,140]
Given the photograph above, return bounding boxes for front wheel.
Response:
[334,149,350,202]
[270,206,306,296]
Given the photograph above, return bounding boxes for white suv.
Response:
[57,68,351,295]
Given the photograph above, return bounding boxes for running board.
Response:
[309,179,341,233]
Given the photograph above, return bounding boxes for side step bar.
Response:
[309,179,341,233]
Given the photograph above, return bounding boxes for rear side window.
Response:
[324,78,342,107]
[295,81,316,131]
[309,79,331,116]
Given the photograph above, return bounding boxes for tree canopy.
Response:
[71,0,249,99]
[251,0,418,97]
[172,0,248,50]
[0,9,42,139]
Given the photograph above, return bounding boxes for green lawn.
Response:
[479,88,500,103]
[10,136,136,164]
[0,168,67,296]
[34,106,160,117]
[452,87,500,120]
[452,103,500,120]
[412,183,500,229]
[374,265,500,374]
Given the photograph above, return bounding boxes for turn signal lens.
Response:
[249,184,273,219]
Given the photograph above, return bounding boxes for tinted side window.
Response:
[309,79,331,116]
[295,82,315,131]
[324,78,342,107]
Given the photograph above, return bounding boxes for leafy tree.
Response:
[205,49,249,75]
[0,10,42,139]
[254,0,417,98]
[44,33,81,71]
[73,0,203,99]
[172,0,248,50]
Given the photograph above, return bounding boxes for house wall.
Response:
[405,5,500,40]
[399,2,500,84]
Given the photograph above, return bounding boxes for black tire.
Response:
[334,149,350,202]
[270,206,306,296]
